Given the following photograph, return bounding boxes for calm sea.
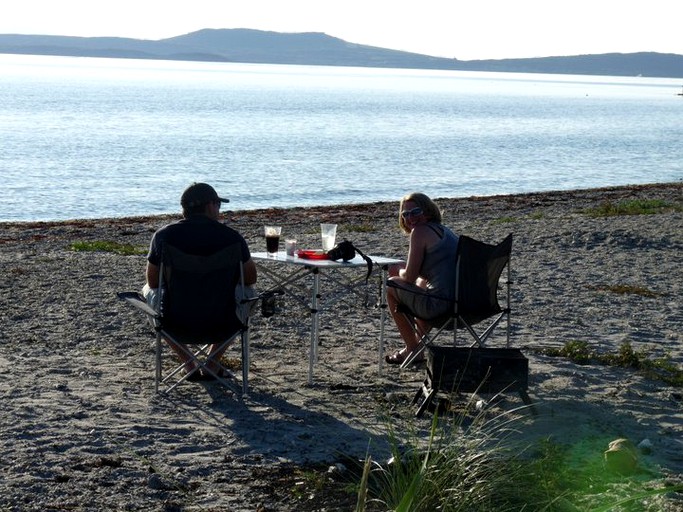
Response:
[1,54,682,222]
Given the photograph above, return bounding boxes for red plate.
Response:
[296,249,329,260]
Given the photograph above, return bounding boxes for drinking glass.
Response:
[320,223,337,251]
[285,239,297,256]
[264,226,282,255]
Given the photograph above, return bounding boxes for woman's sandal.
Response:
[184,368,204,381]
[184,367,228,382]
[385,349,425,366]
[385,350,407,365]
[202,368,229,381]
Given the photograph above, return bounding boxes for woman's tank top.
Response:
[420,222,459,299]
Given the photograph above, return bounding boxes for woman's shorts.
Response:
[394,282,452,322]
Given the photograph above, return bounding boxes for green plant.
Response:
[346,223,377,233]
[542,341,683,387]
[543,340,593,364]
[357,402,579,511]
[289,468,328,499]
[582,199,680,217]
[356,402,683,511]
[602,342,683,387]
[642,357,683,387]
[70,240,147,256]
[592,283,660,298]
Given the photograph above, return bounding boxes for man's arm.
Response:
[146,262,160,289]
[243,258,257,286]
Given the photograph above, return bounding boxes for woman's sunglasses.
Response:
[401,207,423,219]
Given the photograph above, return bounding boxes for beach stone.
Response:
[604,438,638,474]
[327,462,347,475]
[637,438,653,454]
[147,473,168,490]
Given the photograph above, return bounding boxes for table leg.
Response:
[379,264,389,375]
[308,268,320,385]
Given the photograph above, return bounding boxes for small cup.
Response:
[264,226,282,255]
[320,223,337,252]
[285,239,297,256]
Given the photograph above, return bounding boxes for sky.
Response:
[1,0,681,61]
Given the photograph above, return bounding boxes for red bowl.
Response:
[296,249,329,260]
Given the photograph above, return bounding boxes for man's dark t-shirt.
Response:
[147,215,251,266]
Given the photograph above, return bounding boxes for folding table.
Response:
[251,251,403,383]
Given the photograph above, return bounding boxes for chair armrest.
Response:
[239,288,285,304]
[386,279,452,302]
[386,279,430,295]
[117,291,159,318]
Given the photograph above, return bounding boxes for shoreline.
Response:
[2,181,680,227]
[1,180,682,510]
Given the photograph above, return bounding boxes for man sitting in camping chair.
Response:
[142,182,257,380]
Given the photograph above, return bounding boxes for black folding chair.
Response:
[388,234,513,367]
[388,234,532,415]
[118,243,270,395]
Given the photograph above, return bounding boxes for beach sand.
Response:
[1,182,682,511]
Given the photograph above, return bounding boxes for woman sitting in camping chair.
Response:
[386,192,459,365]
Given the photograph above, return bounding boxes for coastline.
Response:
[2,181,681,228]
[1,182,682,510]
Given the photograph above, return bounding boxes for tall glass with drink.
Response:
[264,226,282,256]
[320,223,337,252]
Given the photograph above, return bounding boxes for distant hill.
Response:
[1,28,683,78]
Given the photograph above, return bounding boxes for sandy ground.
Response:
[1,182,682,511]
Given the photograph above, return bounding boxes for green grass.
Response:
[346,223,377,233]
[591,283,661,298]
[582,199,680,217]
[543,339,593,365]
[354,401,683,511]
[70,240,147,256]
[541,340,683,387]
[289,467,329,499]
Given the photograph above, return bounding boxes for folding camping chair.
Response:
[387,234,532,415]
[388,233,513,368]
[118,242,271,395]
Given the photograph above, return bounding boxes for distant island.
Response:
[2,28,683,79]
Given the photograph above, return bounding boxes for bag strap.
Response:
[351,243,373,282]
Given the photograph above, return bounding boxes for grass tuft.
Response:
[541,341,683,387]
[355,390,683,510]
[582,199,680,217]
[543,339,593,365]
[346,223,377,233]
[70,240,147,256]
[591,283,661,298]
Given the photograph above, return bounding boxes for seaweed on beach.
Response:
[582,198,681,217]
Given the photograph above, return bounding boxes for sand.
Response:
[1,182,681,511]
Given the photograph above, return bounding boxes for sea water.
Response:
[1,54,682,222]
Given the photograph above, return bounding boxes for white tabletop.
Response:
[251,251,403,268]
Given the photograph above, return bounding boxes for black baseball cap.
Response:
[180,183,230,208]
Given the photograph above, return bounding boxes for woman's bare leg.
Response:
[387,282,420,353]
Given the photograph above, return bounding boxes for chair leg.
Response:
[412,385,425,406]
[518,389,538,416]
[415,386,436,418]
[154,330,249,394]
[241,329,249,396]
[155,333,162,393]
